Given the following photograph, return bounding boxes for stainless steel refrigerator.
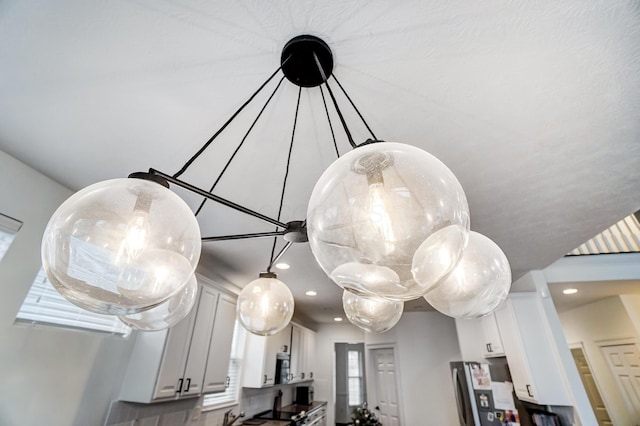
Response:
[450,361,521,426]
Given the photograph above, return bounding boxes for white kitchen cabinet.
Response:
[243,324,292,388]
[304,327,316,379]
[290,323,317,382]
[202,292,237,393]
[494,293,572,405]
[119,278,237,403]
[480,313,504,357]
[455,312,504,361]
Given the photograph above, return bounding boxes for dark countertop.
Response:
[281,401,327,414]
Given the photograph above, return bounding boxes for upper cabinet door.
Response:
[153,305,198,400]
[202,292,237,394]
[481,313,505,357]
[181,285,219,397]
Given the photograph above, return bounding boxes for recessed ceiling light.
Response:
[305,290,317,296]
[334,317,343,322]
[563,288,578,295]
[275,263,290,270]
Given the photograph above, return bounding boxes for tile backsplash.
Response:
[105,385,296,426]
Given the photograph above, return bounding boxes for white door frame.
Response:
[366,343,404,425]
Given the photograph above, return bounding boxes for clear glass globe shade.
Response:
[41,178,202,315]
[342,290,403,333]
[424,231,511,319]
[308,142,470,301]
[118,274,198,331]
[237,275,294,336]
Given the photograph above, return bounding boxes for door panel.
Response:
[372,348,401,426]
[601,344,640,422]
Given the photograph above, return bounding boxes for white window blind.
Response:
[0,213,22,262]
[203,320,246,408]
[15,266,131,336]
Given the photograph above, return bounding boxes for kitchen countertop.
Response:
[281,401,327,414]
[240,420,291,426]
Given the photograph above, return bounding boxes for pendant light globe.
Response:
[237,273,294,336]
[118,274,199,331]
[41,177,202,315]
[342,290,404,333]
[307,142,470,301]
[424,231,511,319]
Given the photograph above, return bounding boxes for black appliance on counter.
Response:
[275,353,291,385]
[295,385,314,405]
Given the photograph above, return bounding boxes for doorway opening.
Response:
[335,343,366,426]
[570,346,612,426]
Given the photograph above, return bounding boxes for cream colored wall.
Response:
[314,323,365,425]
[365,311,461,426]
[0,151,137,426]
[559,296,638,426]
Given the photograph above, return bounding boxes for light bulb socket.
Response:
[353,150,394,182]
[259,272,278,279]
[128,171,170,188]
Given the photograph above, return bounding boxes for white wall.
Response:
[314,323,365,425]
[365,311,462,426]
[0,151,136,426]
[559,295,638,426]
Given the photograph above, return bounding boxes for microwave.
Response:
[295,386,314,406]
[275,353,290,385]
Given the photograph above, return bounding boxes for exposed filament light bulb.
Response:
[367,179,396,254]
[121,193,152,260]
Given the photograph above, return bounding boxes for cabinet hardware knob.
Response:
[226,376,230,388]
[185,378,191,392]
[177,378,183,393]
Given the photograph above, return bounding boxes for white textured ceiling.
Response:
[1,1,639,324]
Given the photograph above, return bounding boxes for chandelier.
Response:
[40,35,512,335]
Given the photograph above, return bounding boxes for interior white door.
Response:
[601,343,640,422]
[371,348,401,426]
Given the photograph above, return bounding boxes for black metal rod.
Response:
[312,51,356,148]
[332,75,378,141]
[149,168,288,229]
[202,230,286,242]
[269,86,302,264]
[319,85,340,158]
[172,66,283,179]
[195,76,287,216]
[267,241,293,272]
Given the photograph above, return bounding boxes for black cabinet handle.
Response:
[283,345,288,353]
[263,374,268,384]
[185,378,191,392]
[526,384,533,397]
[177,378,183,393]
[310,372,313,379]
[226,376,230,388]
[301,372,305,380]
[486,343,493,353]
[375,406,380,411]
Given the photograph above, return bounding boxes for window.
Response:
[348,349,364,406]
[15,266,131,336]
[203,319,246,409]
[0,213,22,262]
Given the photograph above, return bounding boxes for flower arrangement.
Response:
[350,402,382,426]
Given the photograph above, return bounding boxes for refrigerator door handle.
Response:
[452,367,467,426]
